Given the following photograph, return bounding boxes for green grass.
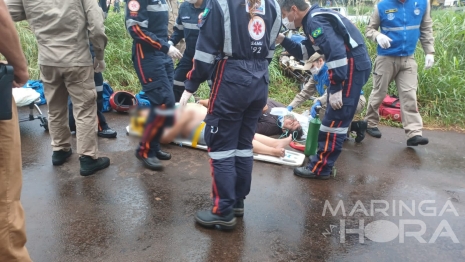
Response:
[11,8,465,129]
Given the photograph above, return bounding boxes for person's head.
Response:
[278,0,310,29]
[281,114,303,139]
[303,52,325,75]
[247,0,262,19]
[185,0,203,6]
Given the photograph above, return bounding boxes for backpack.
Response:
[379,95,401,122]
[102,82,114,112]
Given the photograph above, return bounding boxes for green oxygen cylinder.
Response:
[304,106,322,157]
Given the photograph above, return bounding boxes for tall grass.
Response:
[11,8,465,129]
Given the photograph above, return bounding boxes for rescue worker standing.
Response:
[180,0,281,229]
[126,0,183,170]
[169,0,205,102]
[364,0,434,146]
[168,0,186,53]
[8,0,111,176]
[0,1,32,260]
[276,0,371,179]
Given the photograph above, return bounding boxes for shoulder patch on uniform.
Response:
[385,8,398,13]
[128,0,140,12]
[202,8,210,18]
[312,27,323,38]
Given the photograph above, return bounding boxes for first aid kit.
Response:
[379,95,402,122]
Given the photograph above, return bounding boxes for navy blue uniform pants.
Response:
[307,46,371,176]
[173,56,193,102]
[132,44,175,157]
[204,59,268,215]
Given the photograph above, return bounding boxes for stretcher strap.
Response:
[191,122,206,148]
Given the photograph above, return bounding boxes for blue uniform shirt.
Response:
[184,0,282,93]
[125,0,171,54]
[281,4,368,95]
[170,1,206,58]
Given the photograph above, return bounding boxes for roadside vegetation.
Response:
[12,7,465,129]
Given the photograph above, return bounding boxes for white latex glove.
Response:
[168,45,182,59]
[376,34,392,49]
[179,91,193,107]
[425,54,434,69]
[168,40,174,46]
[329,90,343,110]
[93,59,106,73]
[275,33,285,44]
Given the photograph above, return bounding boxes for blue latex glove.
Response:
[286,105,293,112]
[310,101,321,118]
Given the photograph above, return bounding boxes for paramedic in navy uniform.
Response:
[169,0,206,102]
[179,0,281,229]
[275,0,372,180]
[125,0,183,170]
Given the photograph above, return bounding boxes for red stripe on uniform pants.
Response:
[312,121,335,173]
[208,151,221,215]
[136,43,147,84]
[208,60,226,115]
[346,57,354,97]
[318,132,338,174]
[186,58,195,80]
[138,115,160,158]
[208,60,223,114]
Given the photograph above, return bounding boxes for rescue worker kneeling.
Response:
[276,0,371,179]
[292,52,367,143]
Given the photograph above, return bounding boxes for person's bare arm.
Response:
[160,109,194,144]
[0,0,28,87]
[198,99,209,108]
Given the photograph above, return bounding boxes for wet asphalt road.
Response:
[18,106,465,262]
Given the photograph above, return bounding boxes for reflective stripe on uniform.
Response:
[236,149,253,157]
[209,149,236,160]
[147,4,169,12]
[175,23,184,30]
[217,0,232,56]
[154,107,176,116]
[266,50,275,59]
[173,80,185,86]
[320,124,348,134]
[381,25,420,31]
[312,45,320,51]
[126,19,148,29]
[311,11,359,49]
[270,0,282,42]
[95,85,104,92]
[326,57,347,69]
[301,44,309,60]
[182,22,199,30]
[194,50,216,64]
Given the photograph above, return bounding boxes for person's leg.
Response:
[365,56,397,136]
[68,97,76,132]
[0,99,32,262]
[40,65,73,156]
[396,56,424,141]
[253,133,291,148]
[252,137,285,157]
[172,56,193,102]
[349,95,367,142]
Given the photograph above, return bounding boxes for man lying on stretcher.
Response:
[158,102,302,157]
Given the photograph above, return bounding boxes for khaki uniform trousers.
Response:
[0,99,32,262]
[365,55,423,138]
[168,0,186,54]
[40,65,98,158]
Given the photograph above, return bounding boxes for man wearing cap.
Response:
[288,52,368,143]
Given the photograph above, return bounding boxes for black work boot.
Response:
[135,151,163,171]
[293,166,330,180]
[233,199,244,217]
[195,210,237,230]
[407,135,429,146]
[52,149,72,166]
[156,150,171,160]
[366,127,382,138]
[79,156,110,176]
[352,120,368,143]
[98,128,117,138]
